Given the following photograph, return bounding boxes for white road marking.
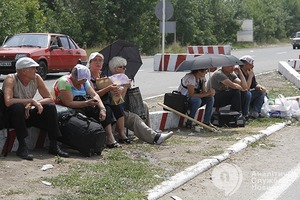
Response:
[276,52,287,54]
[257,162,300,200]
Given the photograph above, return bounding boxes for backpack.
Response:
[58,112,106,157]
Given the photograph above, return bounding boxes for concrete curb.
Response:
[147,122,286,200]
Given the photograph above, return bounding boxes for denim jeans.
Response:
[188,96,214,124]
[241,91,252,116]
[250,90,266,113]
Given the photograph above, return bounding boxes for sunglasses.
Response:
[118,66,126,70]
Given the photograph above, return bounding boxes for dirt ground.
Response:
[0,70,297,200]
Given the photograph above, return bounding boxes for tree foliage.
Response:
[0,0,299,54]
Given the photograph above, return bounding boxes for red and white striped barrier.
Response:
[1,128,49,155]
[149,106,206,131]
[153,53,201,71]
[187,45,231,55]
[287,59,300,70]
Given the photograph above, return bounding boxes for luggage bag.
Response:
[163,91,189,114]
[211,110,245,127]
[58,113,106,157]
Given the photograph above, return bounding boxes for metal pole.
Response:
[162,0,165,69]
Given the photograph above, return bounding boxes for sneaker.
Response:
[156,131,174,145]
[250,111,259,119]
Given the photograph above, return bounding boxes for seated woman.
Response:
[109,56,174,144]
[87,52,131,144]
[178,68,215,128]
[51,64,122,148]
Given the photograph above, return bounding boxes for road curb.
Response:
[147,122,287,200]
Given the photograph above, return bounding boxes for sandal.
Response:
[118,138,132,144]
[106,142,122,149]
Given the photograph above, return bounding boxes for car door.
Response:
[48,35,65,70]
[58,36,79,70]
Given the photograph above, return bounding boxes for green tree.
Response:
[0,0,28,41]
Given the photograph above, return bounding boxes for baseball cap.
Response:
[73,64,91,80]
[86,52,104,68]
[16,57,39,70]
[240,55,254,65]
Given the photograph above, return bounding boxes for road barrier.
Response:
[279,61,300,88]
[287,59,300,70]
[153,53,201,71]
[187,45,231,55]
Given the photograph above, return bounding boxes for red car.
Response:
[0,33,87,79]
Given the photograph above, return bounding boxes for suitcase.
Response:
[163,91,189,114]
[211,110,245,127]
[58,113,106,157]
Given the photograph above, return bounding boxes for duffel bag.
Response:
[211,110,245,127]
[163,91,189,114]
[58,113,106,157]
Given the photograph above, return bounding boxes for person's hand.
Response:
[24,103,31,119]
[86,99,99,107]
[99,109,106,121]
[260,86,268,94]
[207,88,215,96]
[248,68,254,77]
[31,99,43,114]
[234,66,241,73]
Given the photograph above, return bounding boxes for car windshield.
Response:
[3,34,48,48]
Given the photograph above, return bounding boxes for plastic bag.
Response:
[262,95,292,118]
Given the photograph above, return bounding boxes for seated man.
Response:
[108,56,174,144]
[208,65,250,119]
[239,55,267,118]
[2,57,69,160]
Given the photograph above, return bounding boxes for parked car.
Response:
[290,31,300,49]
[0,33,87,79]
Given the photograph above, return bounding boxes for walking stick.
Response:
[157,102,220,132]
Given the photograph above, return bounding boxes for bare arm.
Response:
[234,67,248,90]
[222,78,245,91]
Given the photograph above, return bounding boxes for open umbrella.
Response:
[99,39,143,80]
[176,54,243,72]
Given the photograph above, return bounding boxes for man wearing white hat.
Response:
[2,57,69,160]
[239,55,267,118]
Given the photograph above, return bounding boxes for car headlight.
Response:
[15,54,28,60]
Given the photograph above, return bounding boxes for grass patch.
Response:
[250,139,276,150]
[49,150,167,199]
[202,146,224,156]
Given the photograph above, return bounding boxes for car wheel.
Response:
[37,60,48,80]
[293,45,296,49]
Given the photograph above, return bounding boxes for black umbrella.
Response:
[176,54,243,72]
[99,39,143,80]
